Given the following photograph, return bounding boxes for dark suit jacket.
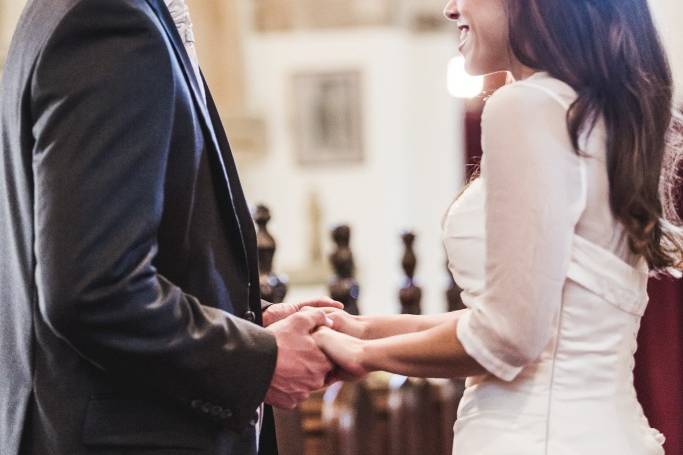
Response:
[0,0,279,453]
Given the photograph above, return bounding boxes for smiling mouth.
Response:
[458,25,470,50]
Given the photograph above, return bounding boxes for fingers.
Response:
[311,342,334,382]
[293,309,334,332]
[261,304,282,327]
[318,307,344,315]
[267,312,338,407]
[324,311,347,327]
[295,298,344,311]
[299,306,341,321]
[313,326,334,336]
[300,335,334,390]
[312,328,340,362]
[312,326,333,348]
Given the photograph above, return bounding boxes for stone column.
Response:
[187,0,245,114]
[187,0,266,155]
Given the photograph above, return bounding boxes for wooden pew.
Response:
[387,376,464,455]
[259,217,467,454]
[387,376,427,455]
[274,408,305,455]
[321,380,383,455]
[300,390,327,455]
[428,378,464,455]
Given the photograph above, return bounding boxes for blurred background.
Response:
[1,0,682,453]
[2,0,468,317]
[1,0,681,315]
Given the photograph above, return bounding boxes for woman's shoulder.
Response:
[480,72,581,163]
[483,72,577,123]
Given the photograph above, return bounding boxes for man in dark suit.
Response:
[0,0,344,454]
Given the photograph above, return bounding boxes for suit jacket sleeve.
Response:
[29,0,276,430]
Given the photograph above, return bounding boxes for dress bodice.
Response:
[442,73,665,454]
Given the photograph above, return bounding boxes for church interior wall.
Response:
[0,0,681,315]
[238,27,463,315]
[651,0,683,104]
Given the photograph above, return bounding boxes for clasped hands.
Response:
[262,299,370,409]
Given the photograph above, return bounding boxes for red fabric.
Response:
[635,279,683,454]
[464,109,483,181]
[463,108,683,454]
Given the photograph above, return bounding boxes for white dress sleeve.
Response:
[456,82,586,381]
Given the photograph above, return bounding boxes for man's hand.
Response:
[262,298,343,327]
[265,309,335,409]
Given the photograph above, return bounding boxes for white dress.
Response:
[443,72,666,455]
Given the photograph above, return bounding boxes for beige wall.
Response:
[238,29,463,315]
[186,0,247,114]
[0,0,26,66]
[0,0,681,314]
[1,0,682,90]
[1,0,681,99]
[650,0,683,104]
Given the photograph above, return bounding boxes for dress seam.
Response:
[543,293,566,455]
[543,149,587,455]
[541,148,588,455]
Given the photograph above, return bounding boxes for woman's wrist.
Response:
[358,338,377,373]
[354,315,372,339]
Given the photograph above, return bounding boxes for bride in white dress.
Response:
[313,0,683,453]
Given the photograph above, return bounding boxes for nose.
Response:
[443,0,459,21]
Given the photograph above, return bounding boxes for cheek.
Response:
[482,28,508,58]
[469,19,509,72]
[465,31,496,70]
[487,2,510,55]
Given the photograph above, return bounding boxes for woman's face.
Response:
[444,0,511,76]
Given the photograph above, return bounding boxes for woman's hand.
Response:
[319,309,466,340]
[321,309,369,339]
[313,326,370,380]
[262,298,343,327]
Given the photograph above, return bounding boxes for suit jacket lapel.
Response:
[145,0,250,274]
[202,82,261,298]
[145,0,208,117]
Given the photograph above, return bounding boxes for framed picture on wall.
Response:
[291,70,364,165]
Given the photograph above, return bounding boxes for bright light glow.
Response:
[447,56,484,98]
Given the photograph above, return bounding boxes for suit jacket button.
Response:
[244,310,256,322]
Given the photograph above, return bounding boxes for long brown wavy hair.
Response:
[506,0,683,272]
